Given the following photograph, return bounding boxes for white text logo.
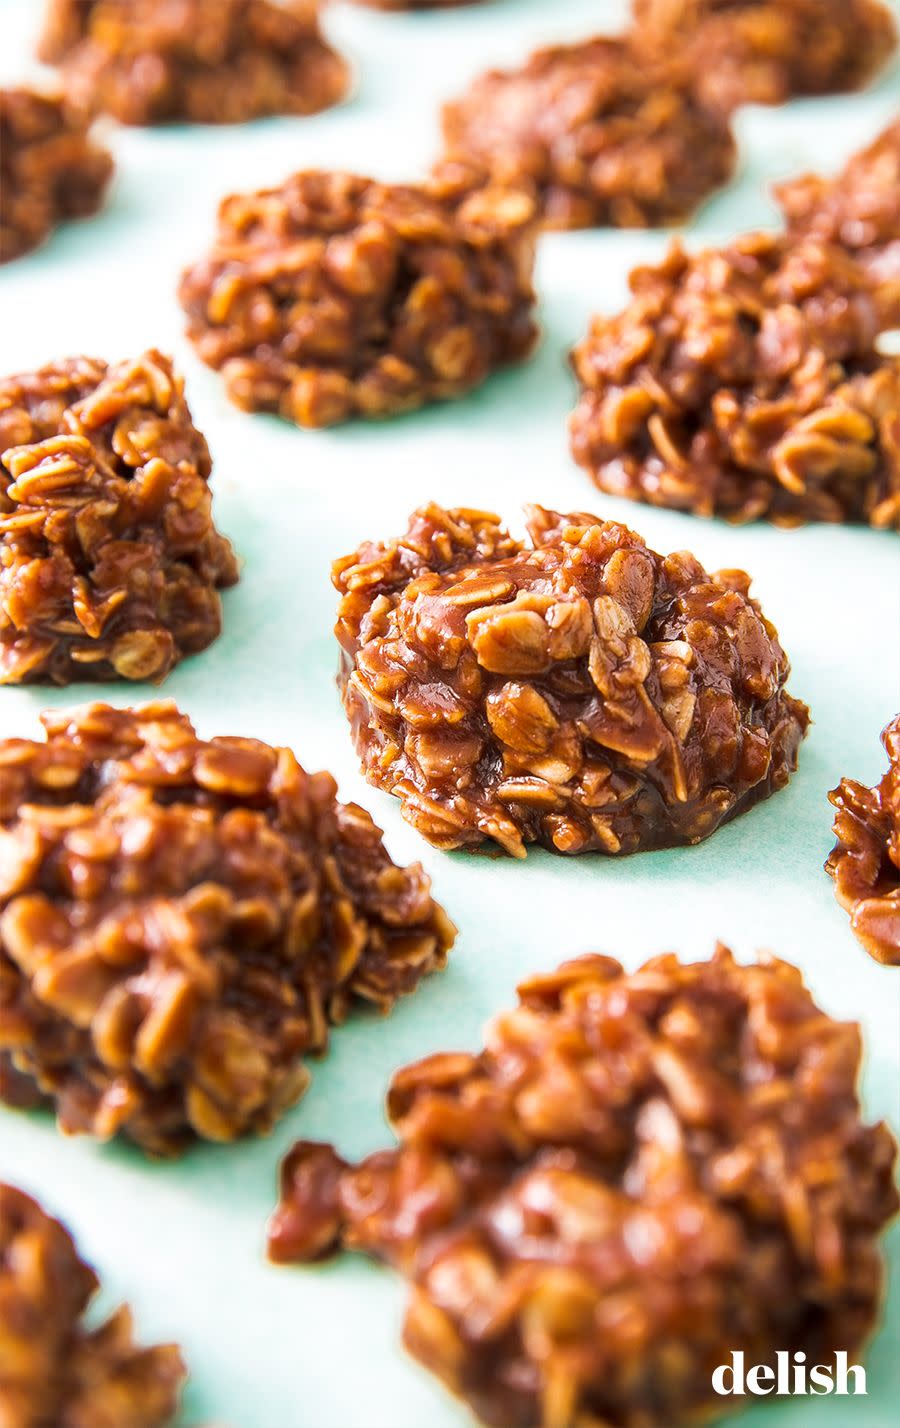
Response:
[712,1351,866,1397]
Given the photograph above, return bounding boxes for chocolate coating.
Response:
[333,503,809,857]
[0,702,454,1154]
[270,946,899,1428]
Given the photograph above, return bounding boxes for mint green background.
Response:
[0,3,898,1425]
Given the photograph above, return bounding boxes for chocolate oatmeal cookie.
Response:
[570,232,900,527]
[0,1182,184,1427]
[775,118,900,324]
[0,702,454,1154]
[630,0,896,113]
[38,0,349,125]
[270,946,899,1428]
[332,503,809,856]
[179,167,538,427]
[828,714,900,966]
[0,87,112,263]
[0,351,238,684]
[440,36,736,229]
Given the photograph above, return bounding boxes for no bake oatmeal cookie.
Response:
[270,946,899,1428]
[570,232,900,527]
[179,168,538,427]
[332,503,809,856]
[828,714,900,966]
[38,0,349,125]
[440,36,736,230]
[0,702,454,1154]
[0,87,112,264]
[0,351,238,684]
[775,118,900,324]
[0,1183,184,1428]
[630,0,897,112]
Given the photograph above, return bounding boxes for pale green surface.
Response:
[0,1,899,1425]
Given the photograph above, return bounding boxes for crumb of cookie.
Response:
[0,87,112,264]
[268,946,899,1428]
[0,701,455,1155]
[38,0,349,125]
[775,118,900,325]
[0,1182,185,1427]
[0,351,238,685]
[629,0,897,113]
[827,715,900,966]
[332,503,809,857]
[179,168,539,427]
[439,36,736,230]
[570,231,900,528]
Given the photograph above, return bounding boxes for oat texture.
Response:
[775,117,900,326]
[828,714,900,966]
[0,702,455,1154]
[440,36,737,230]
[0,351,238,684]
[570,233,900,527]
[0,86,112,264]
[270,946,899,1428]
[38,0,349,125]
[0,1181,185,1427]
[179,167,539,427]
[629,0,897,112]
[333,503,809,857]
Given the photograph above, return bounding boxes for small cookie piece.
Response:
[0,1182,185,1427]
[630,0,897,112]
[269,947,899,1428]
[0,701,455,1155]
[827,714,900,965]
[332,503,809,857]
[0,351,238,685]
[775,118,900,324]
[179,168,538,427]
[38,0,349,125]
[570,232,900,528]
[439,36,737,230]
[0,87,112,263]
